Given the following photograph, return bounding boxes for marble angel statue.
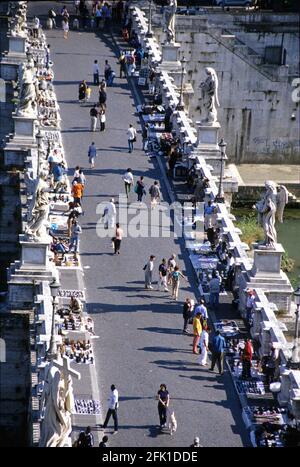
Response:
[39,364,74,448]
[199,67,220,124]
[17,63,37,117]
[25,170,50,241]
[255,181,289,248]
[163,0,177,44]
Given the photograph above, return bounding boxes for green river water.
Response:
[233,209,300,288]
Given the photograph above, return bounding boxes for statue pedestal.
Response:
[196,121,220,147]
[161,42,181,65]
[245,243,293,313]
[8,35,27,55]
[20,234,51,269]
[13,113,37,141]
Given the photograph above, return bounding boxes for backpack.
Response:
[172,271,180,282]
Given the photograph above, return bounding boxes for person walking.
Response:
[194,299,208,320]
[100,108,106,132]
[48,8,57,28]
[209,271,221,311]
[82,426,94,447]
[156,384,169,429]
[127,124,137,153]
[88,142,97,168]
[90,105,99,132]
[113,223,123,255]
[99,87,107,107]
[209,330,226,375]
[149,181,161,210]
[171,265,187,301]
[99,435,109,448]
[144,255,155,289]
[69,220,82,258]
[72,180,84,205]
[79,80,87,103]
[62,17,69,39]
[198,325,209,366]
[118,51,127,78]
[104,60,112,82]
[192,312,202,354]
[101,384,119,434]
[93,59,100,86]
[106,198,117,229]
[167,254,176,285]
[182,297,193,334]
[142,123,149,151]
[122,168,133,198]
[158,258,168,292]
[135,176,146,203]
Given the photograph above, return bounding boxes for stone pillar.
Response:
[251,243,284,277]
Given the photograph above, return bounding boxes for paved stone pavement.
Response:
[28,1,250,447]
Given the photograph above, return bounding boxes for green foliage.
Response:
[282,252,295,274]
[235,213,264,247]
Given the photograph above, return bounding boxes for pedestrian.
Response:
[32,16,40,38]
[149,181,161,210]
[99,435,109,448]
[182,297,193,334]
[45,44,51,69]
[198,325,210,366]
[99,87,107,107]
[171,265,187,301]
[245,288,256,327]
[167,254,176,285]
[88,142,97,168]
[135,176,146,203]
[83,426,94,447]
[100,108,106,132]
[127,124,137,153]
[79,80,87,103]
[48,8,57,28]
[85,85,91,102]
[209,330,226,375]
[61,5,70,20]
[144,255,155,289]
[190,436,202,448]
[90,105,99,132]
[62,17,69,39]
[192,312,202,354]
[194,299,208,320]
[101,384,119,434]
[69,219,82,257]
[113,223,123,255]
[106,198,116,229]
[72,180,84,205]
[158,258,168,292]
[156,384,169,429]
[241,338,253,379]
[142,123,149,151]
[104,60,112,82]
[118,51,127,78]
[107,70,116,87]
[209,271,221,311]
[95,5,102,28]
[93,59,100,86]
[122,168,133,198]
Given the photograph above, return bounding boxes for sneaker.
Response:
[164,288,169,292]
[148,286,153,290]
[113,430,118,435]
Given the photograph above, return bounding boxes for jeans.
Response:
[137,191,144,202]
[128,139,134,152]
[69,236,80,253]
[210,351,224,374]
[93,73,99,86]
[158,403,167,427]
[242,359,251,378]
[103,408,118,431]
[209,292,219,310]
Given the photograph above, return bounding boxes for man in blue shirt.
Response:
[209,330,226,375]
[194,299,208,320]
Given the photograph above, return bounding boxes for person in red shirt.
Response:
[241,338,253,379]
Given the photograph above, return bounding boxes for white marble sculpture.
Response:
[17,63,37,117]
[39,363,74,447]
[10,2,28,37]
[255,181,289,248]
[25,170,50,241]
[199,67,220,124]
[163,0,177,44]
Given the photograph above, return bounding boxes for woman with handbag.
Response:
[135,176,146,203]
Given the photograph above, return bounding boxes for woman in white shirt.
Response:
[198,325,209,366]
[62,18,69,39]
[144,255,156,290]
[122,168,134,198]
[127,124,137,153]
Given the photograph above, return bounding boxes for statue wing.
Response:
[276,185,289,223]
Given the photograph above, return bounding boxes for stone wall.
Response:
[151,14,300,164]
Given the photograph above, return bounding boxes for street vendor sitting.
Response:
[70,296,83,314]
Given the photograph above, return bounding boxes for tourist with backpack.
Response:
[171,265,187,301]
